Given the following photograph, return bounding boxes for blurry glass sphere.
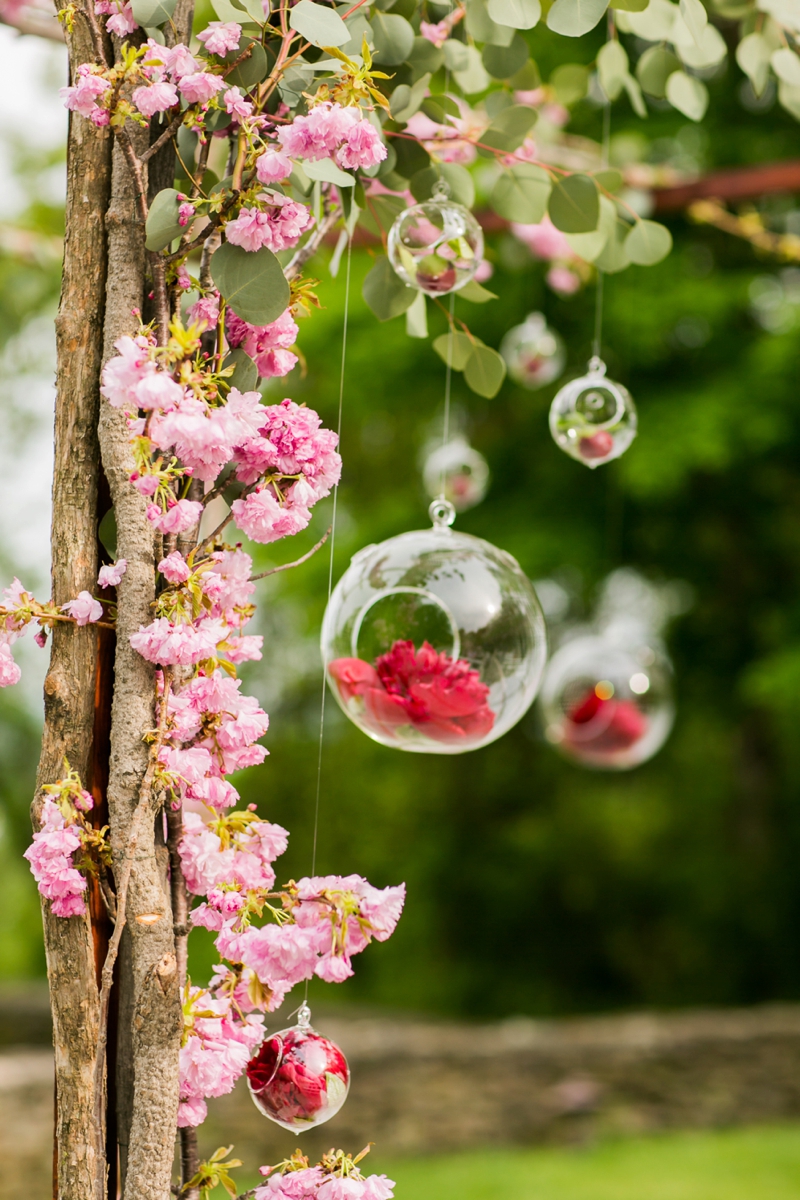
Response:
[549,357,637,468]
[539,634,674,770]
[388,186,484,296]
[500,312,566,390]
[423,437,490,512]
[322,501,547,754]
[246,1007,349,1132]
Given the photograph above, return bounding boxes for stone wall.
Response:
[5,991,800,1198]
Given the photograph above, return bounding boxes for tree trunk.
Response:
[34,7,113,1195]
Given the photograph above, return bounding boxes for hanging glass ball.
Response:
[500,312,566,391]
[388,184,484,297]
[322,500,547,754]
[549,357,637,468]
[246,1006,349,1132]
[422,437,490,512]
[538,634,674,770]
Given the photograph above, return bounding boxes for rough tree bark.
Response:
[33,5,113,1195]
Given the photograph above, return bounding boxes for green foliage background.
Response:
[5,33,800,1016]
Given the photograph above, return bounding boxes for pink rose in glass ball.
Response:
[578,431,615,461]
[246,1024,350,1131]
[564,686,647,754]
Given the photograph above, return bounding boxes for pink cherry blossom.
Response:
[511,215,572,261]
[335,120,387,171]
[100,335,156,408]
[62,591,103,626]
[179,71,225,104]
[159,551,192,583]
[547,265,581,295]
[225,196,314,254]
[224,85,254,121]
[277,102,358,161]
[197,20,241,55]
[146,498,203,534]
[255,146,292,184]
[226,308,299,381]
[60,65,109,124]
[231,487,312,544]
[130,617,226,665]
[133,80,179,117]
[24,799,87,917]
[188,294,221,331]
[0,643,21,687]
[133,370,184,412]
[419,18,449,46]
[98,560,127,589]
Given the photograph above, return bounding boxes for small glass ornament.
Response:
[388,182,484,297]
[422,437,490,512]
[246,1005,349,1132]
[539,634,674,770]
[500,312,566,391]
[322,499,547,754]
[549,357,637,468]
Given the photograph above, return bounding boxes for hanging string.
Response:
[592,99,612,365]
[438,291,456,499]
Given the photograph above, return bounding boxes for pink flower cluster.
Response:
[60,65,111,127]
[0,576,107,689]
[24,795,92,918]
[197,20,242,55]
[198,874,406,1003]
[256,102,386,184]
[225,194,314,254]
[227,308,299,380]
[178,985,264,1127]
[133,39,225,118]
[94,0,136,37]
[255,1164,395,1200]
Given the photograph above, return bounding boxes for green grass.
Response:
[370,1125,800,1200]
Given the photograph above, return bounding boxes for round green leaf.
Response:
[548,174,600,234]
[362,256,418,320]
[371,12,415,64]
[145,188,185,252]
[464,343,507,399]
[211,243,290,326]
[289,0,350,46]
[597,39,628,101]
[625,219,673,265]
[487,0,541,28]
[393,135,430,178]
[478,104,537,154]
[610,0,648,11]
[549,63,590,105]
[665,70,709,120]
[223,348,259,392]
[772,47,800,87]
[224,40,268,88]
[546,0,609,37]
[408,36,444,76]
[482,34,529,79]
[131,0,176,26]
[491,163,551,223]
[302,158,356,187]
[432,331,474,370]
[636,46,680,98]
[594,218,630,273]
[409,163,475,208]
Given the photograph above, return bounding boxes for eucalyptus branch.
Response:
[249,526,331,580]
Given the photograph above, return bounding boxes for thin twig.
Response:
[140,111,184,164]
[249,527,330,580]
[285,207,341,280]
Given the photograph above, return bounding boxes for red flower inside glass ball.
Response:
[328,639,496,746]
[246,1025,350,1131]
[564,682,648,754]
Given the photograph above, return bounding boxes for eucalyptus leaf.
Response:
[610,0,648,11]
[482,34,530,78]
[229,0,266,22]
[625,0,677,40]
[678,22,726,68]
[466,0,516,44]
[443,38,470,72]
[593,168,623,192]
[594,217,630,273]
[546,0,609,37]
[548,174,600,233]
[597,38,629,100]
[458,280,498,302]
[223,349,259,392]
[410,163,475,208]
[452,43,491,92]
[464,343,507,398]
[623,72,648,116]
[393,135,431,177]
[637,45,680,97]
[145,188,184,252]
[487,0,541,27]
[405,290,428,338]
[357,193,406,237]
[289,0,350,45]
[212,0,255,21]
[665,69,709,119]
[210,243,290,326]
[778,79,800,120]
[490,163,551,222]
[408,36,444,78]
[736,31,771,95]
[679,0,707,41]
[98,508,117,559]
[132,0,176,25]
[433,331,474,370]
[549,62,590,104]
[626,218,673,265]
[371,11,415,63]
[362,256,418,320]
[225,40,268,87]
[772,46,800,85]
[302,158,356,186]
[564,194,616,261]
[391,72,431,121]
[478,103,537,153]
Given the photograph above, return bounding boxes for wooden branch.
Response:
[652,159,800,214]
[35,6,114,1198]
[249,526,330,580]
